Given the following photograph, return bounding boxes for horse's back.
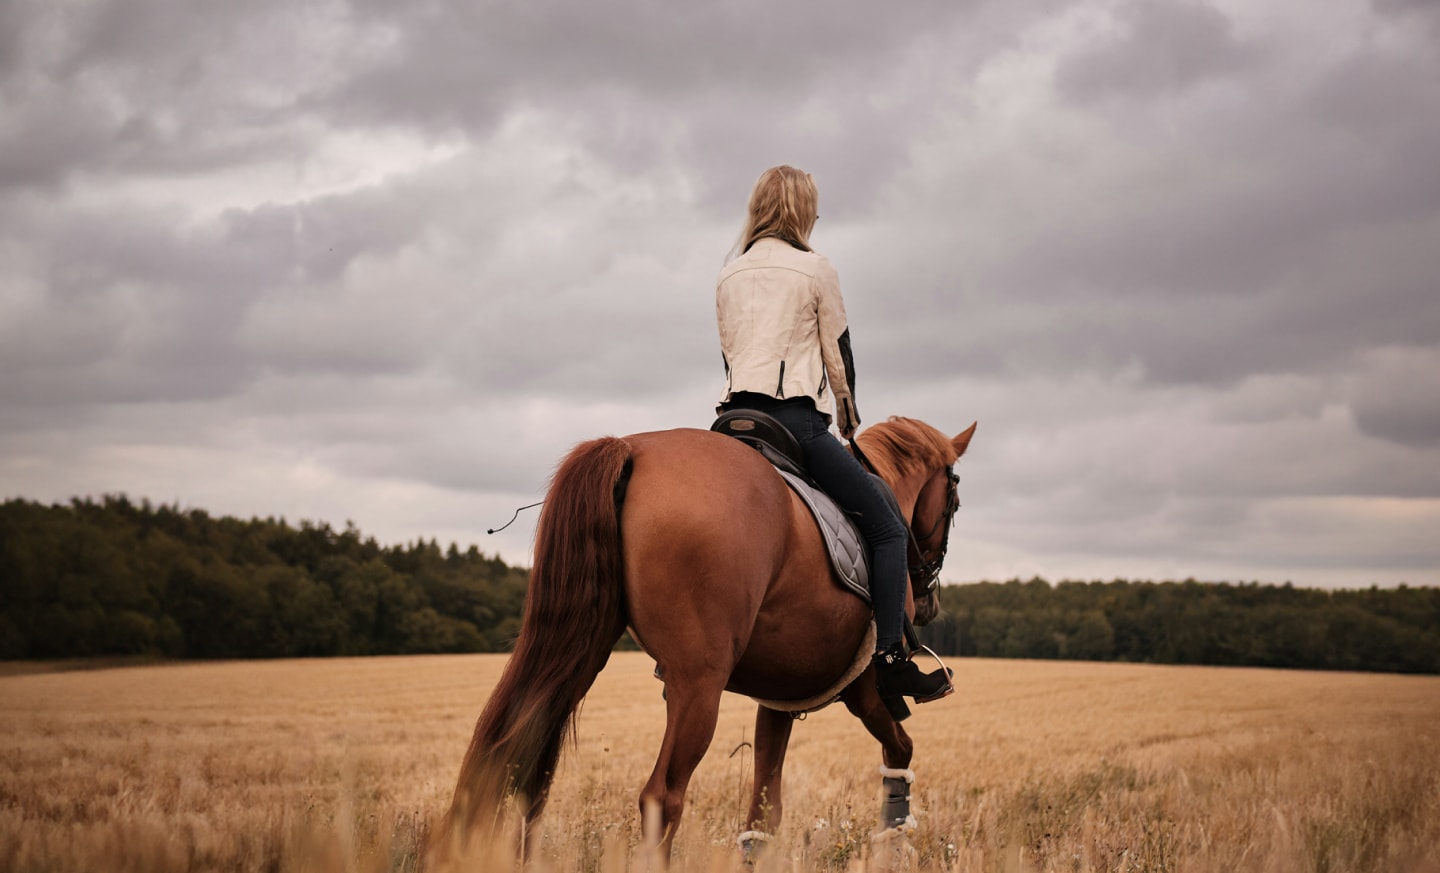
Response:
[623,428,787,526]
[618,428,873,699]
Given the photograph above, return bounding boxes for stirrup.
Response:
[910,644,954,703]
[875,645,953,721]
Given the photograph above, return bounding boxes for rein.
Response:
[849,437,960,591]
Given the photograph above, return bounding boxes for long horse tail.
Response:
[445,436,633,845]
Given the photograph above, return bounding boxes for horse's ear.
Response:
[952,422,977,457]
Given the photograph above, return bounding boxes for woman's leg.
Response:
[785,418,909,649]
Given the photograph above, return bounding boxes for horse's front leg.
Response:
[739,704,794,859]
[840,671,918,833]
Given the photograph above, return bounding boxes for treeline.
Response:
[918,577,1440,674]
[4,496,1438,674]
[0,495,528,659]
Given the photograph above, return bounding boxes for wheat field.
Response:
[1,652,1437,873]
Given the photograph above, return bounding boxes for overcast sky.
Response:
[3,0,1438,589]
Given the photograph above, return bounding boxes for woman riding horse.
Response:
[437,168,976,865]
[716,165,951,705]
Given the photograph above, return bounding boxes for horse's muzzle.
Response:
[913,591,940,626]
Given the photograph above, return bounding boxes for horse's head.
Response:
[858,419,976,626]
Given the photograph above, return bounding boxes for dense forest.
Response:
[2,495,1437,674]
[917,577,1440,674]
[0,495,529,659]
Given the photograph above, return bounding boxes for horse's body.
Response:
[442,417,975,858]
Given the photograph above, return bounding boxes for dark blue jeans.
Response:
[721,394,909,649]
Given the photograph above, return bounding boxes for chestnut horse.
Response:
[441,416,975,858]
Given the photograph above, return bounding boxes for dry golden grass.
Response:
[1,653,1437,873]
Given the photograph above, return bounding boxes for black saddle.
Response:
[711,409,806,479]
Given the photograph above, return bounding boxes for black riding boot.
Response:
[873,643,953,703]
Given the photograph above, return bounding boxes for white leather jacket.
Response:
[715,237,860,436]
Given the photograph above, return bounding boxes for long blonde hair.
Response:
[731,165,819,259]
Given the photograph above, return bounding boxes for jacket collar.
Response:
[745,235,810,255]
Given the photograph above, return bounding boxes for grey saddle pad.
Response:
[775,468,870,603]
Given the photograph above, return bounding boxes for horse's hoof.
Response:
[870,826,918,872]
[737,830,771,866]
[872,817,917,838]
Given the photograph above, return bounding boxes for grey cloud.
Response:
[2,129,514,403]
[0,0,327,191]
[892,370,1440,563]
[1056,0,1260,103]
[439,258,717,401]
[50,0,265,72]
[235,290,433,380]
[1209,373,1333,425]
[1,209,254,407]
[850,11,1440,395]
[228,181,438,285]
[955,404,1440,585]
[679,97,932,220]
[1371,0,1440,26]
[332,1,980,124]
[1348,347,1440,448]
[325,0,1031,217]
[0,84,113,190]
[321,415,575,496]
[1354,402,1440,450]
[0,2,26,79]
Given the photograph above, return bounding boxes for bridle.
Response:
[907,465,960,592]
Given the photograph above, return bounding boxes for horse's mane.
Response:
[854,417,958,483]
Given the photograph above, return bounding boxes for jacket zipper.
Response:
[775,361,786,398]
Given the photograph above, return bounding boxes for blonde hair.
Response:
[731,165,819,259]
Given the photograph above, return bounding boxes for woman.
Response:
[715,165,951,704]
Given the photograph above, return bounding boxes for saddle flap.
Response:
[775,469,871,602]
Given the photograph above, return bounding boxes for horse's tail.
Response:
[443,436,632,848]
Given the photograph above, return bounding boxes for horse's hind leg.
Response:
[639,674,727,857]
[740,704,794,856]
[840,674,919,833]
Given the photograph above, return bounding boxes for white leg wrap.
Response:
[878,765,915,783]
[736,830,772,848]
